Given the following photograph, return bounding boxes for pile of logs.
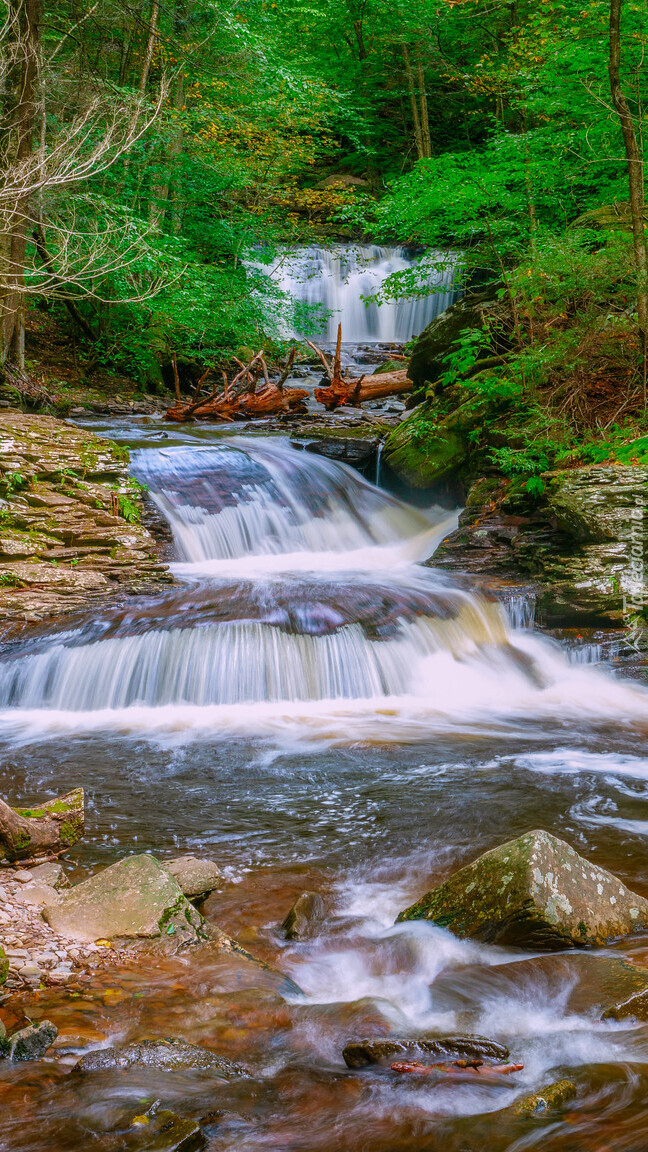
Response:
[165,324,412,423]
[166,348,308,423]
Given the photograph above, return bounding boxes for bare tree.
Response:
[0,0,168,373]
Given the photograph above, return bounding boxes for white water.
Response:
[263,244,457,342]
[1,438,648,744]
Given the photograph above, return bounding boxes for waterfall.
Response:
[132,440,438,564]
[260,244,458,343]
[2,437,647,739]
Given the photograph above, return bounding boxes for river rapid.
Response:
[2,419,648,1151]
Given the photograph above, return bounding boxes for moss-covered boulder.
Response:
[383,392,501,489]
[408,288,502,391]
[0,945,8,985]
[396,829,648,950]
[44,854,207,945]
[571,201,648,232]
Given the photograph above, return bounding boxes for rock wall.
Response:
[0,413,172,632]
[433,466,648,626]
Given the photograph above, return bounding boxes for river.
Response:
[3,257,648,1150]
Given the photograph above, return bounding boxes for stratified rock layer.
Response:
[397,830,648,949]
[0,411,171,630]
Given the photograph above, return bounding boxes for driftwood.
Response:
[309,323,412,410]
[165,347,307,422]
[0,788,84,865]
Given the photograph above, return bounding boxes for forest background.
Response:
[2,0,648,482]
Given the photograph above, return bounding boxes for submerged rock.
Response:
[513,1078,577,1116]
[0,1020,58,1062]
[43,854,207,945]
[342,1035,509,1069]
[163,856,222,900]
[127,1109,206,1152]
[396,829,648,949]
[281,891,328,941]
[75,1037,250,1076]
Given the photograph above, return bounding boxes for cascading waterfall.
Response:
[1,437,648,736]
[260,244,458,342]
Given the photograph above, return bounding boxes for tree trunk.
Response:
[609,0,648,398]
[0,789,84,865]
[416,60,432,159]
[1,0,43,371]
[402,45,424,160]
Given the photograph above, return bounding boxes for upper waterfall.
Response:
[259,244,457,342]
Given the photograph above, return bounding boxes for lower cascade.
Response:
[0,437,646,733]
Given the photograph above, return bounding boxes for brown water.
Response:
[2,429,648,1151]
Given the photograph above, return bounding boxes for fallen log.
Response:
[0,789,84,865]
[165,348,306,422]
[314,368,411,410]
[308,324,412,410]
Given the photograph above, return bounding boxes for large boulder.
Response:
[397,829,648,949]
[75,1037,249,1076]
[383,391,503,489]
[43,854,207,945]
[342,1035,509,1069]
[432,464,648,625]
[407,288,502,391]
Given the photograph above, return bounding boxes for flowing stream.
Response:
[3,432,648,1151]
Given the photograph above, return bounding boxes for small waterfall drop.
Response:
[262,244,457,342]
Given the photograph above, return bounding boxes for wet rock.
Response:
[291,429,379,467]
[281,891,328,941]
[127,1109,206,1152]
[0,411,172,631]
[342,1035,509,1069]
[433,465,648,626]
[75,1037,250,1076]
[396,829,648,949]
[43,853,207,945]
[0,1020,58,1061]
[601,975,648,1021]
[207,926,304,998]
[163,856,222,900]
[513,1078,577,1116]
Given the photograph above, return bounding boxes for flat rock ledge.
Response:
[397,829,648,950]
[0,411,172,632]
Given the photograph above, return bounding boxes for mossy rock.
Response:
[383,392,502,488]
[396,829,648,950]
[407,287,502,390]
[0,946,8,985]
[513,1078,577,1116]
[571,201,648,232]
